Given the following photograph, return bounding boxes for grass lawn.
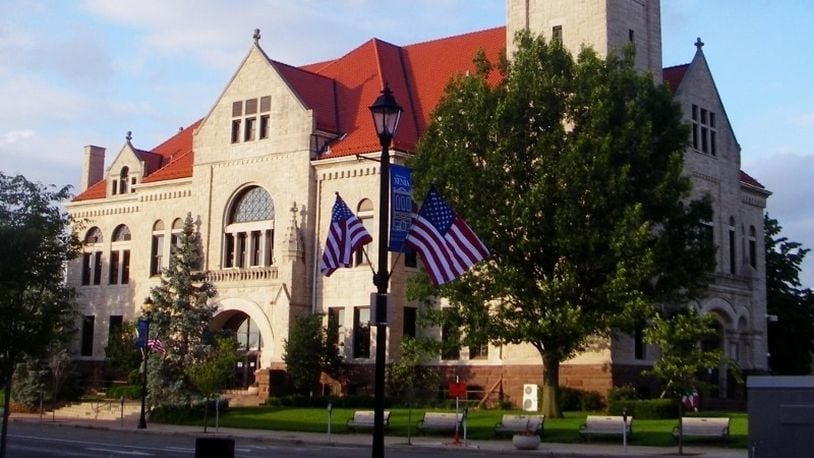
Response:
[176,406,746,449]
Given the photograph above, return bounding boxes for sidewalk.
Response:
[8,412,747,457]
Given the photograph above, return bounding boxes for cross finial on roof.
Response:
[695,37,704,51]
[126,131,132,142]
[253,28,261,44]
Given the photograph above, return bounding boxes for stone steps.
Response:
[51,401,142,420]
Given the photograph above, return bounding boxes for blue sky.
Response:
[2,0,813,287]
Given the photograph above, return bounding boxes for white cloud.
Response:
[792,113,814,127]
[1,129,35,145]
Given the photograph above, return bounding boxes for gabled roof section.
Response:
[662,64,689,93]
[740,170,766,189]
[307,27,506,159]
[73,178,107,201]
[72,120,201,201]
[271,61,338,133]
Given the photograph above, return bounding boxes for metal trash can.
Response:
[195,437,235,458]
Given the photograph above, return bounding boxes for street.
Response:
[5,422,508,457]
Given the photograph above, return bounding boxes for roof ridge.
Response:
[403,25,505,49]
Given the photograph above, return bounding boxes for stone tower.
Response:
[506,0,662,83]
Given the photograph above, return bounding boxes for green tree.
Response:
[765,214,814,374]
[0,173,81,458]
[186,335,239,432]
[385,338,439,406]
[105,322,143,384]
[147,213,217,407]
[283,314,343,395]
[407,33,714,417]
[644,307,730,455]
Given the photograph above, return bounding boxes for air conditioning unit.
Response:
[522,384,538,412]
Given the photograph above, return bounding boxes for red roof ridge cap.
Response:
[403,25,506,49]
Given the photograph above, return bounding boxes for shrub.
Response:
[558,387,603,411]
[607,398,676,419]
[607,384,640,404]
[106,384,142,400]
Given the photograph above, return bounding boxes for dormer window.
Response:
[119,167,129,194]
[231,96,271,144]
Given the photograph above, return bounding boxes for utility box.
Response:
[748,376,814,457]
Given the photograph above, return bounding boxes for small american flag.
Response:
[405,187,489,286]
[147,338,166,354]
[320,193,373,276]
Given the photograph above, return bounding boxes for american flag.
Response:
[405,187,489,286]
[147,338,166,354]
[320,193,373,276]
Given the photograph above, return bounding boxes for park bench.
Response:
[346,410,390,431]
[417,412,462,434]
[494,414,545,437]
[672,417,729,442]
[578,415,633,440]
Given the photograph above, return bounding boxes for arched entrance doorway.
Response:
[209,300,274,390]
[222,312,263,388]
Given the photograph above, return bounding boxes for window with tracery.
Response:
[223,186,275,268]
[81,227,103,285]
[109,224,131,284]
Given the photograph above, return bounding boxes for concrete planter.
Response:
[512,434,541,450]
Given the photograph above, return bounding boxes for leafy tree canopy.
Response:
[283,314,344,396]
[765,214,814,374]
[0,172,81,458]
[407,32,714,417]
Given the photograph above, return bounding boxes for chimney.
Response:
[81,145,106,192]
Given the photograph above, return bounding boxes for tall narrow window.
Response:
[109,224,131,284]
[629,29,635,43]
[81,315,95,356]
[728,217,737,274]
[223,187,274,269]
[403,307,417,339]
[552,25,562,42]
[328,307,345,350]
[354,199,374,266]
[634,327,645,360]
[441,323,461,360]
[691,104,717,156]
[150,220,165,276]
[353,307,370,358]
[108,315,123,348]
[119,167,129,194]
[81,227,103,286]
[749,225,757,269]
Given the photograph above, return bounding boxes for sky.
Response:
[1,0,813,287]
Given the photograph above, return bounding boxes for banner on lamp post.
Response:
[136,319,148,348]
[389,164,412,252]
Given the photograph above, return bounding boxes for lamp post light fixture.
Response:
[368,84,402,458]
[137,297,154,429]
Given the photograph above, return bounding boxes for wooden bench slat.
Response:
[579,415,633,439]
[672,417,730,441]
[494,414,545,437]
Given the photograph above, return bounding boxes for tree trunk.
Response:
[1,374,13,458]
[541,353,562,418]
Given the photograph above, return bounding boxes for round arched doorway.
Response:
[212,311,264,389]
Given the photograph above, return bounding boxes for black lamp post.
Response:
[137,297,154,429]
[368,84,402,458]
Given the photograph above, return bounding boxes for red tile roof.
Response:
[74,27,766,200]
[662,64,689,92]
[73,120,201,201]
[740,170,766,189]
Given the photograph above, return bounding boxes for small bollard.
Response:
[195,437,234,458]
[622,407,628,452]
[326,402,333,442]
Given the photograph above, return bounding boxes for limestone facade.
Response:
[65,0,769,404]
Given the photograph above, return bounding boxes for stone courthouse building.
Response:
[66,0,770,405]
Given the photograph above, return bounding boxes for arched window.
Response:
[150,220,165,276]
[81,227,103,285]
[223,186,274,268]
[119,167,129,194]
[354,198,374,266]
[109,224,131,284]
